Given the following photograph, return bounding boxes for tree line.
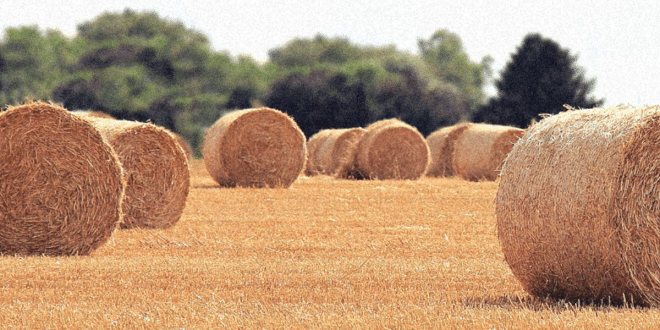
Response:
[0,9,603,155]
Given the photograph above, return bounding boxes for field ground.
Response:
[1,159,660,329]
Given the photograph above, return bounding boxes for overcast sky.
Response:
[2,0,659,107]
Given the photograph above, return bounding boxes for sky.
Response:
[2,0,659,107]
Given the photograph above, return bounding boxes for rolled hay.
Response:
[0,101,124,256]
[73,116,190,229]
[71,110,115,119]
[452,123,525,181]
[425,122,473,177]
[313,128,366,179]
[172,132,194,162]
[202,107,307,188]
[305,129,335,176]
[355,118,430,180]
[497,105,660,306]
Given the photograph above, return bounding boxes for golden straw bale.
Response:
[425,123,472,177]
[71,110,115,119]
[74,116,190,229]
[452,123,524,181]
[202,107,307,188]
[314,128,366,179]
[172,132,194,162]
[305,129,335,176]
[497,105,660,306]
[355,118,430,180]
[0,101,124,256]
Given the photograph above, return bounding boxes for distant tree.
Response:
[418,29,492,113]
[268,34,361,69]
[473,33,604,127]
[261,70,369,138]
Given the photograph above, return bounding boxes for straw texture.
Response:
[305,129,335,176]
[355,118,430,180]
[0,101,124,256]
[202,107,307,188]
[309,128,365,179]
[426,123,472,177]
[75,116,190,229]
[453,123,524,181]
[497,105,660,306]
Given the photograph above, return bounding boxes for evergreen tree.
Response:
[474,33,604,127]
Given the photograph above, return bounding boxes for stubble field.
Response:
[1,159,659,329]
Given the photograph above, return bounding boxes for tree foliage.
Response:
[473,33,604,127]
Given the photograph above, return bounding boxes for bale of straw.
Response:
[74,116,190,229]
[305,129,335,176]
[426,123,473,177]
[314,128,366,179]
[172,132,194,162]
[71,110,115,119]
[355,118,430,180]
[497,105,660,306]
[0,101,124,256]
[452,123,524,181]
[202,107,307,188]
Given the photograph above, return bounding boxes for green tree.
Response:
[473,33,604,127]
[418,29,492,113]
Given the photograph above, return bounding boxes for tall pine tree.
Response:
[474,33,604,127]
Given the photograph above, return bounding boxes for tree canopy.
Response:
[473,33,604,127]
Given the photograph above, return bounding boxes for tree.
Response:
[418,29,492,113]
[261,70,370,138]
[473,33,604,127]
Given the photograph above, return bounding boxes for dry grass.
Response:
[0,159,658,328]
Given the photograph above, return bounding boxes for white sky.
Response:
[2,0,659,107]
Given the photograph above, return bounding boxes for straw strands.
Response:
[75,116,190,229]
[355,118,430,180]
[426,123,472,177]
[497,105,660,306]
[0,101,124,256]
[306,128,365,179]
[305,129,335,176]
[203,107,307,188]
[452,123,525,181]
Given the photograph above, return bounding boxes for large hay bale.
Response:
[74,116,190,229]
[305,129,335,176]
[497,105,660,306]
[425,123,472,177]
[0,101,124,256]
[452,123,524,181]
[71,110,115,119]
[314,128,366,179]
[355,118,429,180]
[172,132,194,162]
[202,107,307,188]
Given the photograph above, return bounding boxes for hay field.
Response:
[1,159,658,329]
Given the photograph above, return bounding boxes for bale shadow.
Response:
[460,294,649,312]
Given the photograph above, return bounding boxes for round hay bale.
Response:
[172,132,194,162]
[71,110,115,119]
[0,101,124,256]
[74,116,190,230]
[497,105,660,306]
[425,123,472,177]
[314,128,366,179]
[355,118,430,180]
[202,107,307,188]
[305,129,335,176]
[452,123,525,181]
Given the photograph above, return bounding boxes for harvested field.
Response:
[0,159,657,328]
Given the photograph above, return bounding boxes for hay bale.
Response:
[313,128,366,179]
[355,118,429,180]
[0,101,124,256]
[172,132,194,162]
[71,110,115,119]
[202,107,307,188]
[452,123,524,181]
[74,116,190,229]
[305,129,335,176]
[497,105,660,306]
[426,123,472,177]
